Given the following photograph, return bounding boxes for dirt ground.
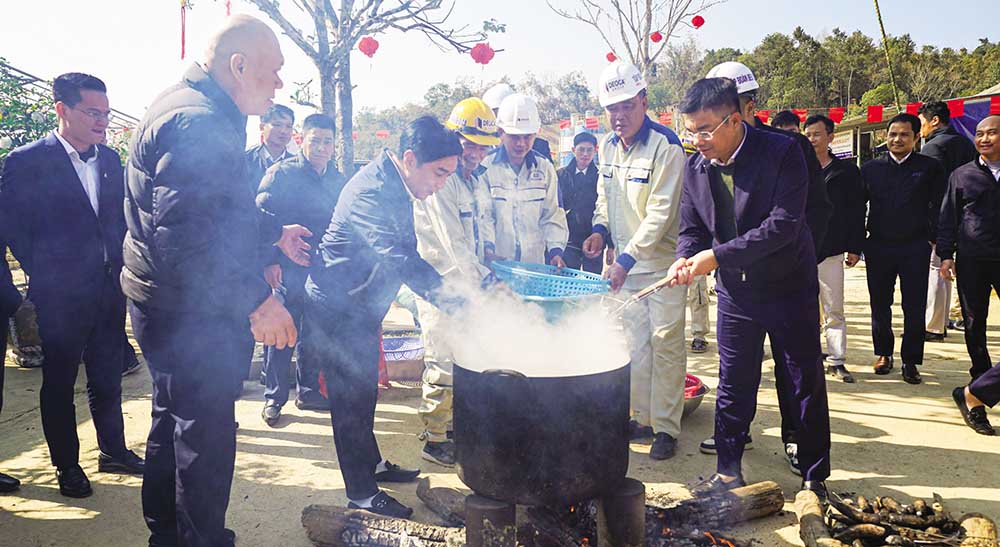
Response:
[2,264,999,546]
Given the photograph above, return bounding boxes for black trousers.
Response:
[263,275,321,406]
[131,302,245,547]
[563,246,603,274]
[302,300,382,501]
[956,257,1000,380]
[35,273,128,469]
[865,240,930,364]
[1,321,7,413]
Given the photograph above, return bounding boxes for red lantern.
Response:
[470,43,495,65]
[691,15,705,29]
[359,36,379,58]
[606,52,617,62]
[650,31,663,43]
[375,130,390,139]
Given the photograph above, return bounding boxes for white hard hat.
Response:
[706,61,759,95]
[482,83,515,110]
[496,93,541,135]
[598,62,647,107]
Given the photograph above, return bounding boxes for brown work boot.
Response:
[873,355,893,375]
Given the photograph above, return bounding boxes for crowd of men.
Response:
[1,14,1000,546]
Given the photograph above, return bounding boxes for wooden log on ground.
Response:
[416,478,467,527]
[648,481,784,531]
[793,490,850,547]
[301,504,466,547]
[959,513,999,547]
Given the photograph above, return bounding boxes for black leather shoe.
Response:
[295,396,329,411]
[57,465,93,498]
[690,338,709,353]
[0,471,20,493]
[650,432,677,460]
[98,450,145,475]
[873,355,893,375]
[122,355,143,377]
[801,480,828,504]
[628,420,654,440]
[262,403,281,427]
[924,331,946,342]
[422,441,456,467]
[348,491,414,519]
[373,461,420,483]
[690,473,746,497]
[901,363,922,385]
[953,386,996,435]
[827,364,855,383]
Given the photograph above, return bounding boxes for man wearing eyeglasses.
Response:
[0,72,144,498]
[667,77,830,501]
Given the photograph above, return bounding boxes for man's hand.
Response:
[582,233,604,259]
[940,258,956,281]
[549,254,566,269]
[604,262,628,293]
[687,249,719,277]
[264,264,282,290]
[250,294,297,350]
[845,253,861,268]
[666,257,692,287]
[276,224,313,267]
[605,246,616,266]
[483,248,506,267]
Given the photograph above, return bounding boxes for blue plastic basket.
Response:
[492,260,609,298]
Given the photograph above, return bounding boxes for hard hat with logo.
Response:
[446,98,501,146]
[598,62,647,107]
[482,82,515,111]
[496,93,541,135]
[705,61,759,95]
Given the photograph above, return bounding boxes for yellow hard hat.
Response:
[446,97,501,146]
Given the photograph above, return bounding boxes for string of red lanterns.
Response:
[358,36,379,58]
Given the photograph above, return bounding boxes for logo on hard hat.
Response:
[477,118,496,131]
[734,73,755,85]
[605,77,627,92]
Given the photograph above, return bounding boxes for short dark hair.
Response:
[262,104,295,124]
[398,115,462,165]
[917,101,949,126]
[679,78,740,116]
[772,110,800,129]
[888,113,921,134]
[573,132,597,147]
[302,113,335,133]
[52,72,106,106]
[804,114,834,134]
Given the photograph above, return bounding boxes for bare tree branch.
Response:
[244,0,320,60]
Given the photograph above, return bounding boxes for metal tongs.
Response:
[609,275,674,316]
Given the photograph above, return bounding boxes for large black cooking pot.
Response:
[453,361,630,507]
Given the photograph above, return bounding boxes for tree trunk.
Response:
[793,491,849,547]
[320,65,337,134]
[336,54,355,178]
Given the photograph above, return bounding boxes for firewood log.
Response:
[959,513,998,547]
[794,490,850,547]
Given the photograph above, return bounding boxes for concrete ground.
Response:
[1,264,999,546]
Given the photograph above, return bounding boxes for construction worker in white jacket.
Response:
[582,62,688,460]
[412,98,497,467]
[481,93,568,267]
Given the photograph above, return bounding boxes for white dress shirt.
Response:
[53,130,100,215]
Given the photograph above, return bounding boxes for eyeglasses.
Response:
[72,107,112,121]
[684,114,732,142]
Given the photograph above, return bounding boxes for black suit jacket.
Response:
[0,133,126,313]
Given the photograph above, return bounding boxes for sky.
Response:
[2,0,998,123]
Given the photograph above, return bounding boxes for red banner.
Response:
[990,95,1000,115]
[658,111,673,125]
[584,117,600,130]
[867,105,884,123]
[755,110,770,124]
[947,99,965,118]
[792,109,808,123]
[828,107,845,124]
[559,119,571,129]
[375,130,390,139]
[905,102,923,116]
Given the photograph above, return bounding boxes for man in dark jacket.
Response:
[0,72,144,499]
[122,16,310,546]
[939,114,1000,436]
[304,115,463,519]
[668,78,829,500]
[257,113,346,424]
[804,115,866,384]
[557,132,603,273]
[1,242,23,493]
[919,101,978,342]
[862,113,947,386]
[246,103,295,191]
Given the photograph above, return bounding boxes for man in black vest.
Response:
[557,132,603,273]
[862,113,947,385]
[0,73,144,498]
[940,114,1000,436]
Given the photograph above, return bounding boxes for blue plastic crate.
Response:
[492,260,609,298]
